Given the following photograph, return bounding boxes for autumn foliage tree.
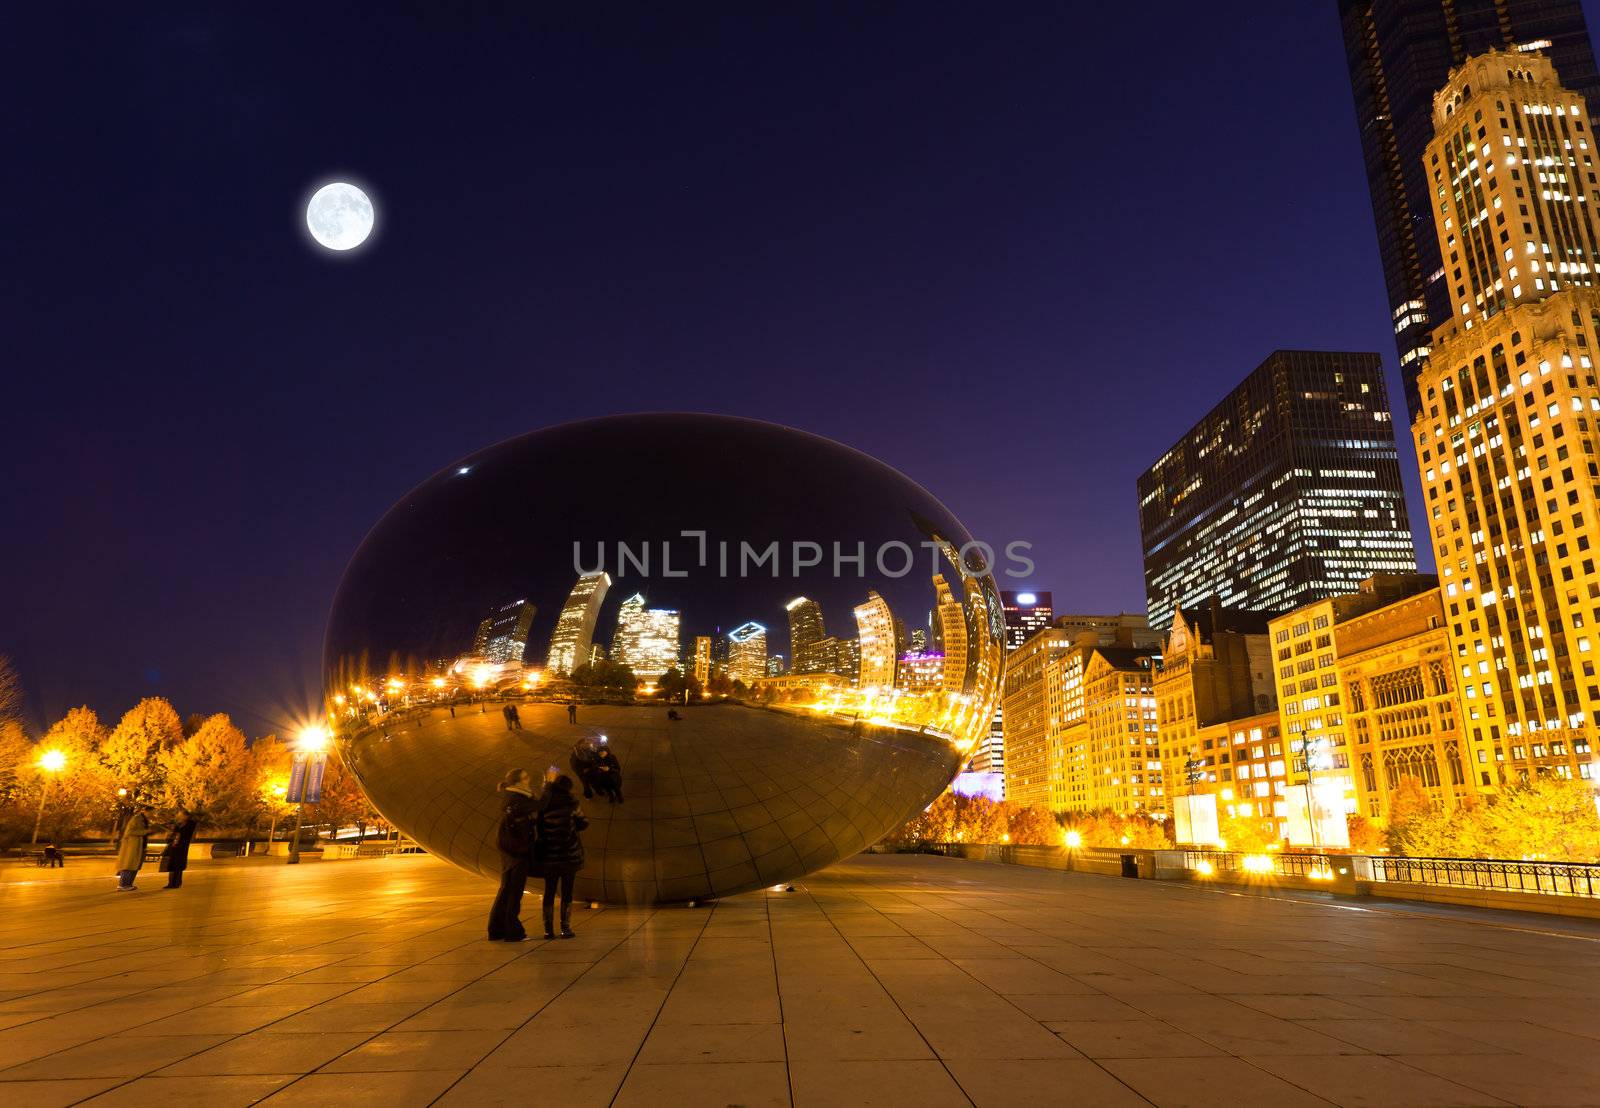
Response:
[100,697,185,802]
[158,714,258,830]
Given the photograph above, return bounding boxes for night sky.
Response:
[10,3,1599,735]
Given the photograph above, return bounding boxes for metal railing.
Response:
[1363,855,1600,898]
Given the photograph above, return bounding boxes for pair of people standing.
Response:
[115,807,198,891]
[488,768,588,941]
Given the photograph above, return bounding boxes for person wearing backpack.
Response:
[487,768,538,941]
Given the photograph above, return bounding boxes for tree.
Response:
[889,791,958,845]
[953,794,1008,844]
[1346,813,1386,854]
[158,713,256,830]
[251,734,297,838]
[1006,804,1061,845]
[570,660,637,694]
[0,655,22,725]
[314,754,381,842]
[101,697,184,800]
[1384,775,1435,855]
[1477,776,1600,862]
[656,667,702,704]
[1218,810,1277,852]
[0,719,32,809]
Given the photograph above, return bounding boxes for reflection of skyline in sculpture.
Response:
[854,590,897,690]
[547,572,611,674]
[473,598,536,665]
[692,635,711,686]
[785,597,825,669]
[323,413,1006,904]
[610,593,681,681]
[933,574,967,694]
[726,621,767,685]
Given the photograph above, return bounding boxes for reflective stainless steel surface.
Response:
[325,414,1003,903]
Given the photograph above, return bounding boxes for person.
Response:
[566,700,578,724]
[591,745,623,804]
[42,841,64,868]
[502,704,515,730]
[488,768,538,941]
[534,774,587,939]
[666,708,681,721]
[160,809,199,889]
[508,703,522,730]
[115,806,151,891]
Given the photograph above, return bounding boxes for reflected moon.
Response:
[306,182,374,251]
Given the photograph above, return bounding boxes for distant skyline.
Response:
[7,3,1600,733]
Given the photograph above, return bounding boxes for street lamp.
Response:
[287,724,330,865]
[30,749,67,845]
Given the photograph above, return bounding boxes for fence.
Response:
[1359,854,1600,899]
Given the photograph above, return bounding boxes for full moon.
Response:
[305,182,374,251]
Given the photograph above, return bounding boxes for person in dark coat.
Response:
[566,700,578,723]
[591,746,623,804]
[507,704,522,730]
[534,775,588,939]
[160,809,199,889]
[488,768,539,941]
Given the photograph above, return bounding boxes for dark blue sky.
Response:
[7,3,1598,734]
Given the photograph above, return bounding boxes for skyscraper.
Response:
[1411,49,1599,790]
[481,598,536,665]
[1000,591,1053,653]
[784,597,826,670]
[693,635,712,686]
[610,593,681,681]
[1138,350,1418,631]
[726,621,768,686]
[546,572,611,674]
[854,591,897,689]
[1338,0,1600,417]
[932,574,969,693]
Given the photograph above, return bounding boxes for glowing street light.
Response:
[31,749,67,844]
[287,723,332,864]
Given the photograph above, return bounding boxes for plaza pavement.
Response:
[2,854,1600,1107]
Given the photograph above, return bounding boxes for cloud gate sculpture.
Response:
[324,414,1004,903]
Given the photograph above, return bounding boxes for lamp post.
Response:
[287,724,331,865]
[30,749,67,844]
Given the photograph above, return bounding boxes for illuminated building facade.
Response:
[1338,0,1600,417]
[854,591,898,689]
[1337,585,1471,818]
[725,621,767,686]
[1001,591,1053,652]
[1002,628,1074,807]
[1269,573,1439,839]
[1021,616,1162,812]
[479,598,536,665]
[611,593,681,681]
[802,636,860,685]
[1139,349,1418,631]
[1413,51,1600,791]
[693,635,711,687]
[546,572,611,674]
[1153,600,1277,820]
[1078,646,1160,814]
[897,651,945,693]
[785,597,826,668]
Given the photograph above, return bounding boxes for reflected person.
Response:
[488,768,538,942]
[534,774,587,939]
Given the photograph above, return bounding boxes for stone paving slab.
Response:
[3,852,1600,1106]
